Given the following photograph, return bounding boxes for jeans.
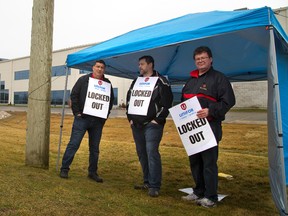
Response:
[189,145,219,202]
[131,122,164,189]
[61,116,104,174]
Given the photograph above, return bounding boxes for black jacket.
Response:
[181,67,235,142]
[181,67,235,122]
[70,73,114,118]
[126,71,173,126]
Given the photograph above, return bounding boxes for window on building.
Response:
[0,80,4,90]
[51,90,70,106]
[113,88,118,106]
[0,90,9,104]
[14,91,28,104]
[52,65,71,77]
[14,65,70,80]
[0,80,8,104]
[79,69,91,74]
[15,70,29,80]
[171,85,183,106]
[14,90,71,105]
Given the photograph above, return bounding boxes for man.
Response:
[181,46,235,207]
[60,60,114,183]
[126,55,173,197]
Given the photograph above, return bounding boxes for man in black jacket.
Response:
[181,46,235,207]
[60,60,114,182]
[126,55,173,197]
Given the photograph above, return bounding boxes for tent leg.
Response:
[268,28,288,215]
[56,66,69,172]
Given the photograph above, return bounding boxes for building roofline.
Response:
[0,42,99,63]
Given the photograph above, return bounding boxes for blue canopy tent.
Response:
[65,7,288,214]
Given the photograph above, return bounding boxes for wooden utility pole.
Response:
[26,0,54,168]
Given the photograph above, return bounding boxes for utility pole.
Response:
[26,0,54,168]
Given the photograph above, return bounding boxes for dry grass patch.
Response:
[0,111,278,216]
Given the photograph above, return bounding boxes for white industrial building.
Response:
[0,7,287,108]
[0,45,132,107]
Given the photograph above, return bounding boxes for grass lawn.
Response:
[0,111,278,216]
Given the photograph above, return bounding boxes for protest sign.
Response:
[169,97,217,156]
[83,77,111,119]
[128,76,158,116]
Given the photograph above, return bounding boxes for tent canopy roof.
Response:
[66,6,288,84]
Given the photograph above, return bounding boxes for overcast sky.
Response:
[0,0,287,59]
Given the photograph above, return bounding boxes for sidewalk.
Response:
[0,106,267,124]
[109,109,267,124]
[224,111,266,124]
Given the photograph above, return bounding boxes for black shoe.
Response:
[60,169,68,179]
[134,183,149,190]
[88,173,103,183]
[148,188,159,197]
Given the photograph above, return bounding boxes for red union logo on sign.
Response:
[98,80,102,85]
[144,77,149,82]
[180,103,187,110]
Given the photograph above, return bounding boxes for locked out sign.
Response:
[169,97,217,156]
[83,77,111,119]
[128,76,158,116]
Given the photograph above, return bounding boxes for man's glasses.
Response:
[195,56,209,62]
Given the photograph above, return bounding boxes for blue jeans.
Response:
[131,122,164,189]
[61,116,104,174]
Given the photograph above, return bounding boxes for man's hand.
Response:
[196,108,209,119]
[151,120,158,124]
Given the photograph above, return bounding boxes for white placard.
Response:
[169,97,217,156]
[127,77,158,116]
[178,188,227,201]
[83,77,111,119]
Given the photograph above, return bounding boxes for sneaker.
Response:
[134,184,149,190]
[148,188,159,197]
[60,169,69,179]
[181,193,200,201]
[196,198,217,208]
[88,173,103,183]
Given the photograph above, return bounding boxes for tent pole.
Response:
[56,66,69,172]
[268,28,288,215]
